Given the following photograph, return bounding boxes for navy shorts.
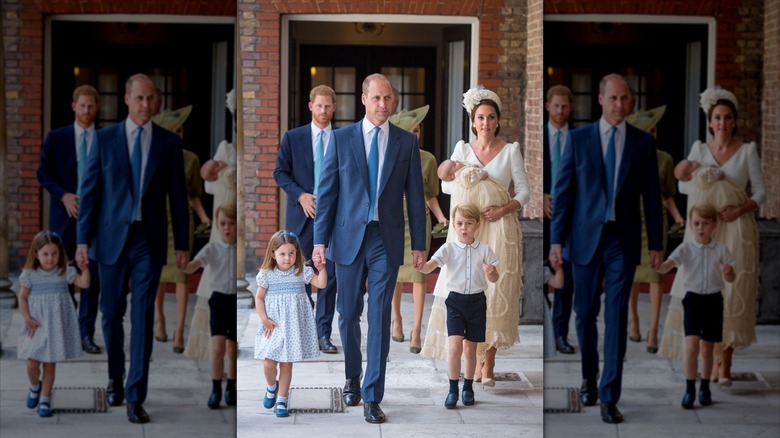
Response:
[208,292,237,341]
[445,291,486,343]
[682,291,723,342]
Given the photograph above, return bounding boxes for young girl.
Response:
[18,231,90,417]
[255,231,326,417]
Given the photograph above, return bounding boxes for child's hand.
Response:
[314,259,326,272]
[720,263,734,276]
[24,318,41,338]
[483,263,496,276]
[261,317,279,338]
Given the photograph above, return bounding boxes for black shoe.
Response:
[225,386,236,406]
[682,392,695,409]
[461,389,474,406]
[363,402,385,423]
[600,402,623,424]
[126,402,149,424]
[699,388,712,406]
[579,379,598,406]
[82,337,102,354]
[444,392,458,409]
[342,376,362,407]
[318,337,338,354]
[107,379,124,407]
[555,336,575,354]
[208,391,222,409]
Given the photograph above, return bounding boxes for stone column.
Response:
[235,27,253,309]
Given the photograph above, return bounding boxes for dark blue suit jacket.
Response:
[273,123,316,236]
[550,121,663,267]
[37,124,80,255]
[77,121,189,267]
[313,120,426,267]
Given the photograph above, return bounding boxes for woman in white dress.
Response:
[421,87,529,387]
[659,87,765,386]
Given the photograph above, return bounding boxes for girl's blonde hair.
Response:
[259,230,304,276]
[24,230,68,275]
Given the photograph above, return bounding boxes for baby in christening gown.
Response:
[658,161,758,361]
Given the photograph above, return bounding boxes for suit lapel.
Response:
[350,121,370,193]
[143,123,164,197]
[64,124,78,183]
[300,125,314,183]
[378,125,401,196]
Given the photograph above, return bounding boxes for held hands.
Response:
[543,194,554,219]
[62,193,80,218]
[24,317,41,338]
[412,250,425,270]
[298,193,317,218]
[75,245,89,270]
[649,250,662,270]
[314,257,326,272]
[175,250,189,270]
[261,317,279,338]
[549,245,563,270]
[312,246,326,267]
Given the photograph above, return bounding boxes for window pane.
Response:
[381,67,403,91]
[404,68,425,93]
[335,94,355,121]
[311,66,332,88]
[334,67,355,93]
[571,71,591,93]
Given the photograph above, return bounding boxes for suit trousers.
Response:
[99,223,163,404]
[572,223,634,404]
[552,258,574,340]
[77,258,101,339]
[336,222,398,403]
[315,258,337,339]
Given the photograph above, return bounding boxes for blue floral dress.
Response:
[17,267,83,362]
[254,267,320,362]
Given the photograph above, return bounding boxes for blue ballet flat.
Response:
[38,401,52,417]
[262,381,278,409]
[275,401,289,417]
[26,387,40,409]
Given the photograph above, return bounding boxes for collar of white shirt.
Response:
[691,240,718,249]
[598,117,626,138]
[361,118,389,138]
[453,239,481,249]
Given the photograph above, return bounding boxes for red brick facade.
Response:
[1,0,236,271]
[239,0,537,268]
[763,0,779,218]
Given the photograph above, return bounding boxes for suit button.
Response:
[365,202,369,207]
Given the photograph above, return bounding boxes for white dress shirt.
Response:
[668,240,735,295]
[431,238,499,295]
[599,117,626,221]
[125,118,153,221]
[361,118,389,222]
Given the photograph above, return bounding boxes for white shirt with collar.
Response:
[431,238,499,295]
[194,239,237,295]
[361,118,389,222]
[668,240,735,295]
[125,118,153,221]
[310,122,332,157]
[74,123,95,160]
[599,117,626,221]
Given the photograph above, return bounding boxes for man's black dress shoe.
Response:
[698,388,712,406]
[107,379,124,407]
[555,336,575,354]
[364,402,385,423]
[600,402,623,424]
[461,389,474,406]
[208,391,221,409]
[342,376,361,406]
[444,392,458,409]
[318,337,338,354]
[681,392,695,409]
[579,379,598,406]
[126,402,150,424]
[82,337,102,354]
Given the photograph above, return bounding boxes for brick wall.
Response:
[240,0,536,269]
[525,0,544,220]
[543,0,776,218]
[763,0,779,219]
[2,0,235,271]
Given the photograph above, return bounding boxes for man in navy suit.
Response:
[543,85,575,355]
[273,84,339,354]
[76,73,189,424]
[313,73,426,424]
[549,73,663,424]
[37,85,103,355]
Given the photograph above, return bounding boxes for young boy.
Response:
[182,203,238,409]
[417,203,499,409]
[656,204,735,409]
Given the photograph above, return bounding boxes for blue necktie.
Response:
[366,126,380,222]
[551,129,561,192]
[131,126,143,221]
[313,130,323,196]
[604,126,617,222]
[77,131,87,196]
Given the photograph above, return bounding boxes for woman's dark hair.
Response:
[470,99,501,137]
[707,99,738,137]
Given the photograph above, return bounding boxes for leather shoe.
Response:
[364,402,385,423]
[342,376,362,407]
[461,389,475,406]
[579,379,598,406]
[208,391,221,409]
[82,337,102,354]
[126,402,149,424]
[699,388,712,406]
[444,392,458,409]
[555,336,575,354]
[318,336,338,354]
[107,379,124,407]
[600,402,623,424]
[681,392,695,409]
